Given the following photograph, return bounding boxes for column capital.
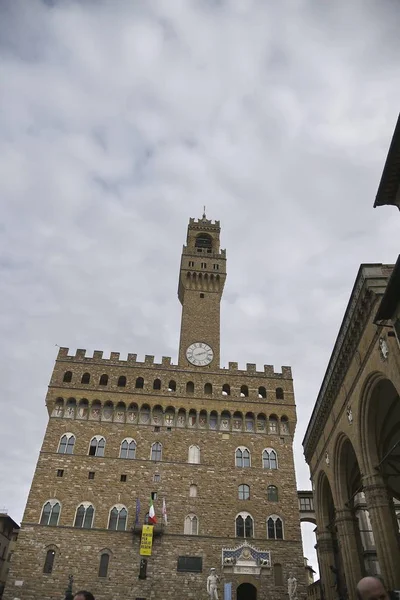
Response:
[335,507,355,524]
[362,475,390,509]
[316,531,334,554]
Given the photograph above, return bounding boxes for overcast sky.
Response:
[1,0,399,577]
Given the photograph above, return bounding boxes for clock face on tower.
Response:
[186,342,214,366]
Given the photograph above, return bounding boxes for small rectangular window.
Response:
[88,472,95,480]
[154,426,160,432]
[57,469,64,478]
[151,491,157,500]
[166,427,172,432]
[200,293,205,298]
[120,474,127,482]
[153,473,161,482]
[177,556,202,572]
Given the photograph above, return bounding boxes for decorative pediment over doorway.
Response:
[221,541,271,575]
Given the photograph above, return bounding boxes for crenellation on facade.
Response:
[55,347,292,380]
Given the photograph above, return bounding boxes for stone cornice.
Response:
[303,264,393,462]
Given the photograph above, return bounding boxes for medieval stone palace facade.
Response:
[5,217,305,600]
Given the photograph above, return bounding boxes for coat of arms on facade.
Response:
[221,541,271,575]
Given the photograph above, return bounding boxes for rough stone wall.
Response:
[7,526,305,600]
[4,355,306,600]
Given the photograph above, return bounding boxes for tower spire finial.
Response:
[202,205,207,219]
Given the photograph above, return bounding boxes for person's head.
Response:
[74,592,95,600]
[356,577,389,600]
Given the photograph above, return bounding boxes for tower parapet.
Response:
[55,347,291,378]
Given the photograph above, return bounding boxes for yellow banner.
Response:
[140,525,154,556]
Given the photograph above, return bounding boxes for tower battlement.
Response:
[56,347,292,378]
[189,216,220,228]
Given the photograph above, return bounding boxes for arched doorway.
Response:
[335,435,375,577]
[363,377,400,500]
[237,582,257,600]
[316,471,346,600]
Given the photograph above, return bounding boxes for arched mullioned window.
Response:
[63,371,72,383]
[267,485,278,502]
[267,515,284,539]
[222,384,230,396]
[153,378,161,390]
[135,377,144,389]
[151,442,162,461]
[81,372,90,384]
[120,438,136,459]
[99,552,110,578]
[74,503,94,529]
[40,500,61,526]
[108,506,127,531]
[276,387,284,400]
[99,374,108,386]
[262,448,278,470]
[238,484,250,500]
[236,512,253,538]
[184,514,198,535]
[235,447,251,468]
[117,375,126,387]
[89,436,106,457]
[258,386,266,398]
[168,380,176,392]
[188,445,200,464]
[43,548,57,574]
[240,385,249,397]
[58,433,75,454]
[204,383,212,395]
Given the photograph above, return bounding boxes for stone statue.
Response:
[325,452,330,466]
[379,337,389,360]
[207,568,220,599]
[288,572,297,600]
[346,406,353,424]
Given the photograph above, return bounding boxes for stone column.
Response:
[335,508,363,600]
[316,531,337,600]
[363,473,400,589]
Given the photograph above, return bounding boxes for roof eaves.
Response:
[374,114,400,209]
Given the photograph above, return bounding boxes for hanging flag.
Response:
[149,497,157,524]
[135,498,140,526]
[162,497,168,526]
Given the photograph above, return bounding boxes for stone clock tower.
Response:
[4,213,306,600]
[178,214,226,367]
